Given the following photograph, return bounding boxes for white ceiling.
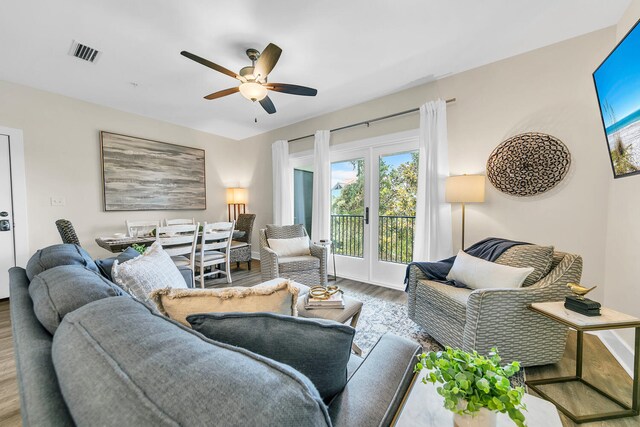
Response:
[0,0,630,140]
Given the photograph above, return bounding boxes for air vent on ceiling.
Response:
[68,40,101,63]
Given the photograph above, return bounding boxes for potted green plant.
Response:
[415,347,526,427]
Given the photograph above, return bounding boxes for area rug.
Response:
[347,288,527,389]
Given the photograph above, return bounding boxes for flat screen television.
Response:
[593,19,640,178]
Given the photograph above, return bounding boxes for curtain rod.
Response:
[288,98,456,143]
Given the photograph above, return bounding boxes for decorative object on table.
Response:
[180,43,317,115]
[319,239,337,281]
[415,347,526,427]
[528,301,640,423]
[593,18,640,179]
[130,243,147,255]
[259,224,328,287]
[445,175,485,249]
[226,187,247,221]
[486,133,571,197]
[229,213,256,270]
[125,219,160,237]
[100,131,205,211]
[305,285,344,309]
[566,282,597,299]
[564,283,601,315]
[55,219,81,246]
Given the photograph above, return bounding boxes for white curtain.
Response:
[311,130,331,243]
[272,140,293,225]
[413,100,453,261]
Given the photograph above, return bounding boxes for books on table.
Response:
[304,292,345,309]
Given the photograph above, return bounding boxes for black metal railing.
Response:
[378,215,415,264]
[330,214,415,264]
[331,214,364,258]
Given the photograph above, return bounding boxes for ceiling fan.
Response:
[180,43,317,114]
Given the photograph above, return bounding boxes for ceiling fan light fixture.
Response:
[239,82,268,101]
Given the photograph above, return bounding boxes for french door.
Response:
[330,139,418,289]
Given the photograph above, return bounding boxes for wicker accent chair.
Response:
[406,250,583,367]
[259,224,328,287]
[229,214,256,270]
[55,219,81,246]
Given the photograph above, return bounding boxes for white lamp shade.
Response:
[238,82,268,101]
[226,188,248,204]
[445,175,485,203]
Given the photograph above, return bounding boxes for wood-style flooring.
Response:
[0,260,637,426]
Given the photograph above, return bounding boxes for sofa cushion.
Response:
[188,312,355,400]
[95,247,140,281]
[150,279,299,326]
[26,244,99,281]
[52,297,331,427]
[495,244,554,287]
[279,255,320,272]
[112,242,187,305]
[447,250,534,290]
[29,265,124,334]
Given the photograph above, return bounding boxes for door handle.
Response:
[0,220,10,231]
[365,207,369,225]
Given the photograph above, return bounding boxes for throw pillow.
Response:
[267,236,311,257]
[29,265,124,334]
[95,247,141,281]
[495,244,554,287]
[150,280,299,326]
[188,312,355,400]
[112,241,187,305]
[26,244,100,281]
[446,250,534,290]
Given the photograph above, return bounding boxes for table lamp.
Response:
[445,175,485,249]
[226,187,248,221]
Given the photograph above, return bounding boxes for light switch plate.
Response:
[50,196,66,207]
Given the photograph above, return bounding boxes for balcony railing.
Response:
[330,214,415,264]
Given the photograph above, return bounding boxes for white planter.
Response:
[453,407,497,427]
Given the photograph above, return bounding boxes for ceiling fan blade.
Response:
[267,83,317,97]
[204,87,239,100]
[254,43,282,80]
[180,51,243,81]
[259,96,276,114]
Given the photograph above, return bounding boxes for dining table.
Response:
[95,231,246,254]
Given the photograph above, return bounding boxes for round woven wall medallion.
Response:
[486,132,571,197]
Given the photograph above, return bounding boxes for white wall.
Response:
[603,0,640,349]
[0,80,240,259]
[239,28,616,297]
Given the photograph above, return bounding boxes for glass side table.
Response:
[318,239,337,281]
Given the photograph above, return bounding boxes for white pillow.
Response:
[112,241,187,304]
[267,236,311,257]
[446,250,534,290]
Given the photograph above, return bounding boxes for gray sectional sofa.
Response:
[10,244,421,426]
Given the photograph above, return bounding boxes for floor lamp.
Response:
[226,188,247,221]
[445,175,485,250]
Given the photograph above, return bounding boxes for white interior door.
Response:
[0,135,16,298]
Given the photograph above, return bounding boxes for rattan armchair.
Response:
[406,250,583,367]
[229,214,256,270]
[259,224,328,287]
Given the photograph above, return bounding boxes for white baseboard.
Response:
[592,330,634,377]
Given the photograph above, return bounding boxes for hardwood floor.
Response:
[1,260,637,426]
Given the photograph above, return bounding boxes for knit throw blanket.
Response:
[404,237,529,290]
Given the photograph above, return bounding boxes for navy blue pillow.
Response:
[95,247,141,281]
[188,312,355,400]
[26,244,100,280]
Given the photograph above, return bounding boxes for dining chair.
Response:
[194,221,235,288]
[55,219,81,246]
[155,223,199,285]
[229,213,256,270]
[125,220,160,237]
[164,218,196,226]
